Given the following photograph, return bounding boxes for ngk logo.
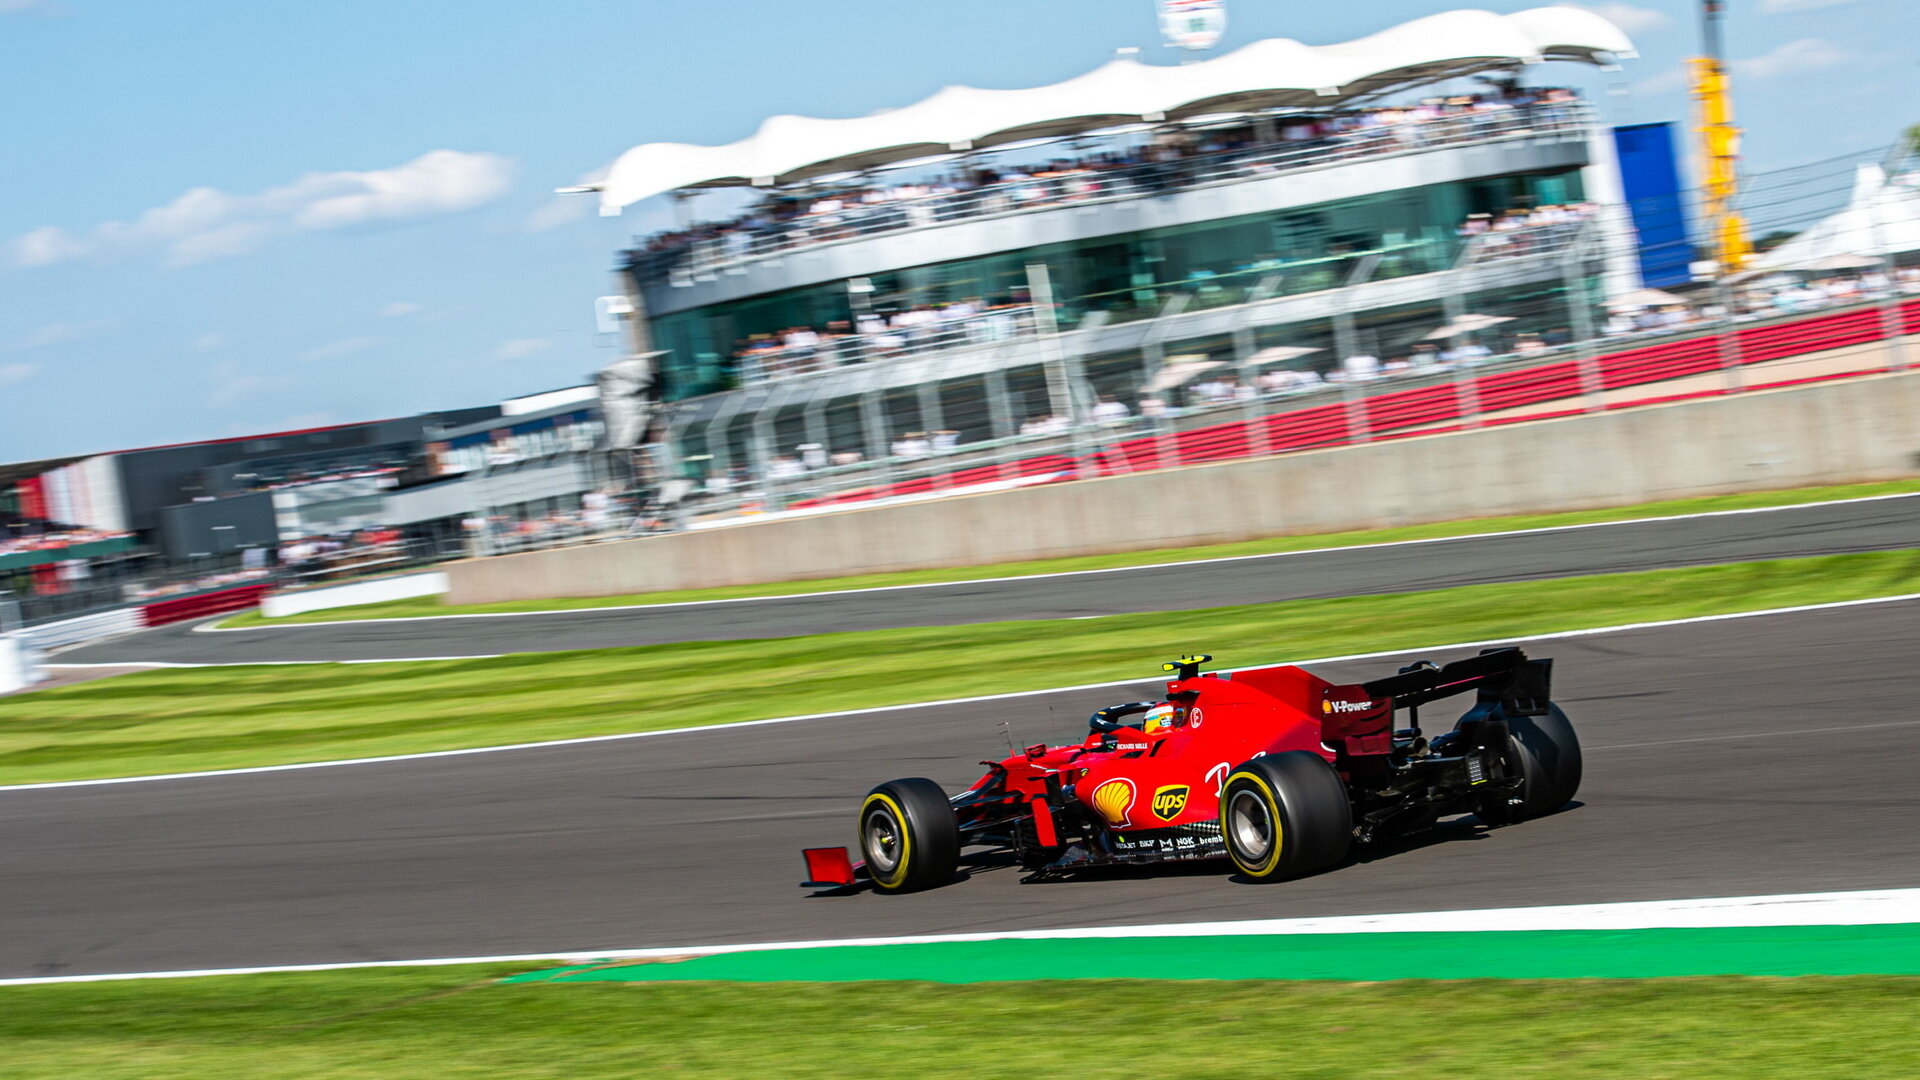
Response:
[1322,698,1377,715]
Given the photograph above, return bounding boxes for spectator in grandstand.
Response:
[637,91,1588,271]
[1341,352,1382,381]
[0,525,132,556]
[1091,394,1132,423]
[890,433,933,460]
[1442,340,1493,365]
[1257,367,1324,394]
[1020,414,1070,437]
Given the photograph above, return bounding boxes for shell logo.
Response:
[1088,778,1136,827]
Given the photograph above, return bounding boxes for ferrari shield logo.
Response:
[1150,784,1191,822]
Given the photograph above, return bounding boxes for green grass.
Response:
[225,477,1920,626]
[7,550,1919,785]
[4,967,1918,1079]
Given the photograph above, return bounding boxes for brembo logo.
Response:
[1322,698,1377,714]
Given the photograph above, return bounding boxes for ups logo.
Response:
[1150,784,1191,822]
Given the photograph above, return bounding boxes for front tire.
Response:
[1479,704,1582,825]
[1219,752,1353,882]
[858,778,961,893]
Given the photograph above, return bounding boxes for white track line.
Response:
[3,889,1914,987]
[8,591,1919,793]
[193,491,1920,633]
[44,654,501,670]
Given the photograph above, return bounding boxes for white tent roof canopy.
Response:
[596,6,1634,215]
[1753,162,1920,272]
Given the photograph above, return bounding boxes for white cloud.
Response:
[289,150,516,231]
[1734,37,1857,80]
[297,336,379,363]
[1,319,115,353]
[210,374,270,408]
[1566,3,1671,35]
[379,301,424,318]
[1634,37,1860,96]
[12,226,88,267]
[527,195,594,232]
[527,166,607,231]
[493,337,553,360]
[8,149,515,269]
[1632,67,1685,96]
[0,362,37,387]
[207,359,298,408]
[1760,0,1864,12]
[189,331,227,351]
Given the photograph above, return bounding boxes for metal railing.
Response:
[633,102,1596,285]
[723,215,1597,389]
[648,228,1917,525]
[738,304,1039,384]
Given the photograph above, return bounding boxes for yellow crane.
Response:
[1691,0,1749,273]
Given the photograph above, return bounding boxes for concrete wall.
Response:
[0,635,45,694]
[445,370,1920,605]
[22,608,143,654]
[262,572,449,618]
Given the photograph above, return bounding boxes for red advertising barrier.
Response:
[138,583,274,628]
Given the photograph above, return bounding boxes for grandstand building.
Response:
[598,7,1642,493]
[0,385,612,623]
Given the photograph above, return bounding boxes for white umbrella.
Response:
[1725,268,1796,287]
[1141,356,1227,394]
[1245,345,1322,367]
[1788,252,1882,272]
[1422,313,1514,341]
[1606,287,1689,309]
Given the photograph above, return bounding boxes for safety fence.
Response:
[9,581,276,661]
[780,298,1915,509]
[137,583,277,627]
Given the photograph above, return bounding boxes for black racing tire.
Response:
[858,778,961,893]
[1478,703,1582,825]
[1218,752,1353,882]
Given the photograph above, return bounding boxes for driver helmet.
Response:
[1142,703,1178,731]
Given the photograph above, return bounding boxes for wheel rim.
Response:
[1226,788,1274,862]
[863,807,903,874]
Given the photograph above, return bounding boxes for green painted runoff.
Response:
[512,924,1920,984]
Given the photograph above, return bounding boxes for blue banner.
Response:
[1612,123,1694,289]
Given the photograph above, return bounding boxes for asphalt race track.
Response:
[55,496,1920,665]
[6,601,1918,979]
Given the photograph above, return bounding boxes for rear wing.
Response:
[1361,648,1552,717]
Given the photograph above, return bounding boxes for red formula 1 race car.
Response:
[803,650,1580,892]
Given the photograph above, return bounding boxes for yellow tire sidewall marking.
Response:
[861,792,913,889]
[1223,770,1285,877]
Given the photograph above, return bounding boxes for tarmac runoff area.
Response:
[48,492,1920,665]
[4,600,1919,980]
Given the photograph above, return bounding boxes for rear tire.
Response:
[858,778,961,893]
[1479,703,1582,825]
[1219,752,1352,882]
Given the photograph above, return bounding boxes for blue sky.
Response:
[1,0,1912,462]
